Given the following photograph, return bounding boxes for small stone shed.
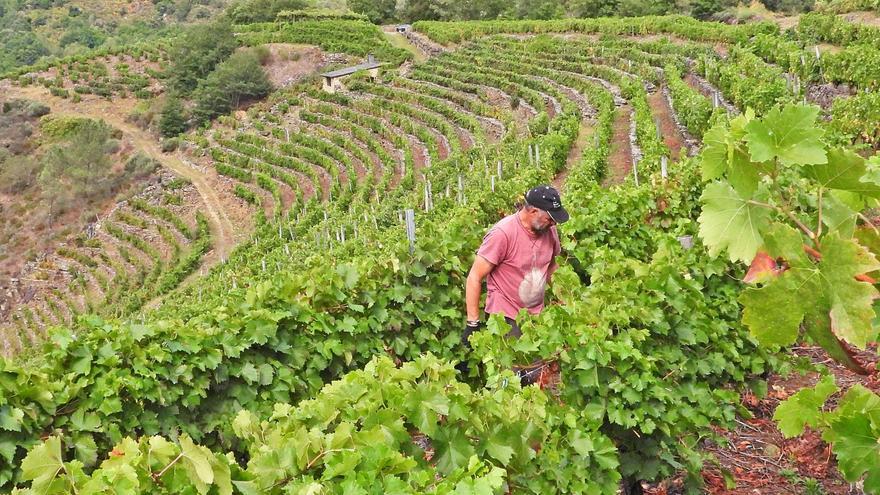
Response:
[321,55,382,94]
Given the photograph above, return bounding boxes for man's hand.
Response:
[462,320,483,349]
[466,255,495,321]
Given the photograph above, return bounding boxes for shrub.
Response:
[159,96,188,138]
[192,51,273,125]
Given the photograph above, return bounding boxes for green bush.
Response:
[159,96,188,138]
[165,22,239,95]
[192,51,273,125]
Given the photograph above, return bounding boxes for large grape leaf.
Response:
[773,375,838,438]
[701,112,752,176]
[822,192,857,238]
[698,181,772,263]
[744,104,827,166]
[740,224,880,352]
[805,148,880,197]
[20,436,66,493]
[823,385,880,493]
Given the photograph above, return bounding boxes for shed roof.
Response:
[321,60,382,79]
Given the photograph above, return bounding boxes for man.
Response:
[463,184,569,345]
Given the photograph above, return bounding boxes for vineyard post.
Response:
[536,144,540,166]
[457,175,464,204]
[491,175,496,192]
[284,244,290,256]
[677,235,693,250]
[661,155,668,180]
[497,160,503,180]
[404,209,416,254]
[633,156,639,187]
[261,259,266,272]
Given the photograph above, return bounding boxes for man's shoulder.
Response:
[491,213,520,233]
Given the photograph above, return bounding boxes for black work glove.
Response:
[462,320,483,350]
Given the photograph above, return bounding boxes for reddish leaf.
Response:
[744,252,783,283]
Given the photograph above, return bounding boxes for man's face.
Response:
[527,206,556,234]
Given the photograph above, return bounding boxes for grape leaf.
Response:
[485,437,514,466]
[822,192,857,238]
[180,434,214,487]
[773,375,837,438]
[701,118,748,180]
[20,436,65,493]
[433,427,474,475]
[0,406,23,432]
[744,104,827,166]
[699,123,730,181]
[740,224,880,351]
[823,386,880,492]
[743,252,781,284]
[698,181,772,263]
[805,148,880,197]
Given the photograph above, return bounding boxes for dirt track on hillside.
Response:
[3,85,238,261]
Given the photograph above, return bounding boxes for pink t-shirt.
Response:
[477,213,560,319]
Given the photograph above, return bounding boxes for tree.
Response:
[397,0,445,22]
[159,96,188,138]
[347,0,396,23]
[165,21,238,95]
[0,154,42,194]
[690,0,737,19]
[39,120,113,216]
[192,51,272,125]
[226,0,312,24]
[59,23,106,48]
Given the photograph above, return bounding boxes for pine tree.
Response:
[159,97,188,138]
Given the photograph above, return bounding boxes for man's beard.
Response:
[531,221,549,234]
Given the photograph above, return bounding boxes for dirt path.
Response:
[5,86,238,261]
[602,105,634,187]
[553,120,594,189]
[382,30,428,64]
[648,88,687,162]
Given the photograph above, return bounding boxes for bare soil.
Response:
[603,105,634,187]
[259,44,328,89]
[645,344,880,495]
[648,88,687,162]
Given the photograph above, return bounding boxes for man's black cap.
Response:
[524,185,569,224]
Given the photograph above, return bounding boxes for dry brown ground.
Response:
[645,344,880,495]
[603,105,634,187]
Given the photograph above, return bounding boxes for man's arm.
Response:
[466,255,495,321]
[547,258,559,284]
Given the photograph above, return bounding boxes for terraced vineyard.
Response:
[1,12,880,495]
